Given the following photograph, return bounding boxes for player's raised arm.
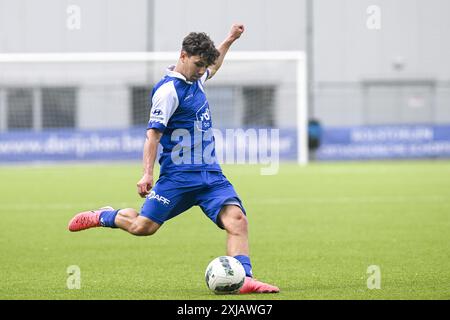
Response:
[208,24,245,79]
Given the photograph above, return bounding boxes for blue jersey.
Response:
[147,66,221,175]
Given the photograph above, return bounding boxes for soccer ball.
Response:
[205,256,246,294]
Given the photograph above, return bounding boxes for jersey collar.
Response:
[166,65,193,84]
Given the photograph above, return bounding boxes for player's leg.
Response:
[218,205,279,294]
[68,206,160,236]
[68,173,198,235]
[114,208,161,236]
[199,172,279,293]
[218,205,249,257]
[217,205,253,277]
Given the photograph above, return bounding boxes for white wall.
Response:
[152,0,307,51]
[313,0,450,125]
[1,0,449,128]
[314,0,450,82]
[0,0,148,52]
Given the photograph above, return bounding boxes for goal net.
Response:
[0,52,307,164]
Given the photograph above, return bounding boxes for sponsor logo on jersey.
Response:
[147,190,170,205]
[152,109,163,116]
[196,101,212,132]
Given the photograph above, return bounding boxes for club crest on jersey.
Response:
[196,102,212,132]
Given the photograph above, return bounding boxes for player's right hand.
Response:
[229,23,245,41]
[137,174,153,198]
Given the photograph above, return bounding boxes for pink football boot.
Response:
[239,277,280,294]
[68,206,114,232]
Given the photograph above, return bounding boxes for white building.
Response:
[0,0,449,132]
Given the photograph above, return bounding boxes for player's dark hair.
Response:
[182,32,220,66]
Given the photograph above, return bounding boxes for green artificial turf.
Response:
[0,161,449,299]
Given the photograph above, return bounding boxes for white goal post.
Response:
[0,51,308,164]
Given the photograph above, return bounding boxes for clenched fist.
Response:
[228,24,245,41]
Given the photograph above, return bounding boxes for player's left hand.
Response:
[228,23,244,41]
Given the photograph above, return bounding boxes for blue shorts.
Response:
[140,171,246,229]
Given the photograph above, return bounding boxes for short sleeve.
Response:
[147,81,179,132]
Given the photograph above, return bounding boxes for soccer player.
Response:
[68,24,279,294]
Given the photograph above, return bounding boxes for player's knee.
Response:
[221,207,248,234]
[235,212,248,231]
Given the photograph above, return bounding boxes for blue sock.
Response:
[234,255,253,278]
[99,210,119,228]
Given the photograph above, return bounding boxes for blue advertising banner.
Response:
[0,128,298,163]
[316,124,450,160]
[0,128,147,163]
[2,125,449,163]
